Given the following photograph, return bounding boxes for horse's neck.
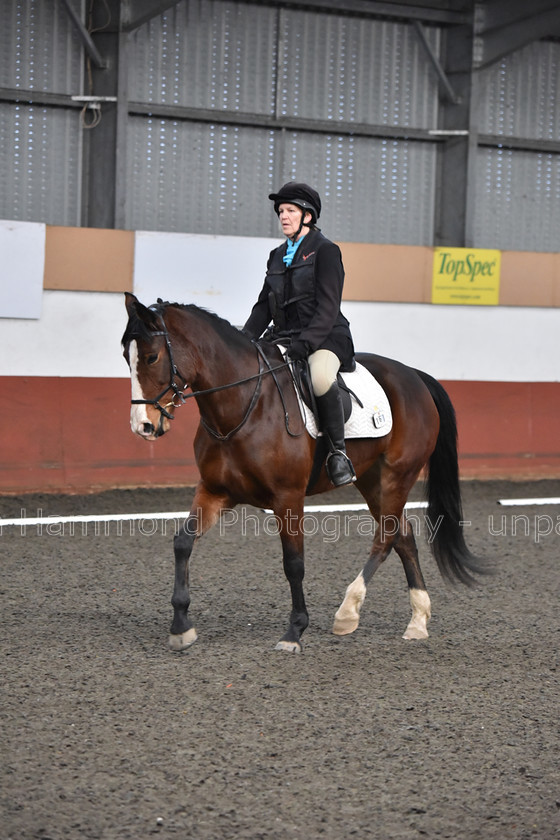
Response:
[171,308,257,415]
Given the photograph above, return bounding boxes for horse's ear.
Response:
[124,292,139,317]
[124,292,159,329]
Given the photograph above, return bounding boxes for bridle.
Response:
[131,322,188,420]
[129,310,302,440]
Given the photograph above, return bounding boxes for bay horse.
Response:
[122,293,485,653]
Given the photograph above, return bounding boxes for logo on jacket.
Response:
[302,251,316,261]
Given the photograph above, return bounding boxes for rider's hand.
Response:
[287,340,309,361]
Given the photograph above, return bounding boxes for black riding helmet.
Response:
[269,182,322,226]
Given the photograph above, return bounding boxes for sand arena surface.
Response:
[1,480,559,839]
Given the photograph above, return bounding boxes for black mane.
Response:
[121,309,155,346]
[122,300,252,352]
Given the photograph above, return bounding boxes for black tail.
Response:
[416,369,489,586]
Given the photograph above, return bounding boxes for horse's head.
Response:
[122,293,186,440]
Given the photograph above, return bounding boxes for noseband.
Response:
[129,310,301,440]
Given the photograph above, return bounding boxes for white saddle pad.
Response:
[291,359,393,440]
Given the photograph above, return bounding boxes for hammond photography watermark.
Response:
[2,507,560,544]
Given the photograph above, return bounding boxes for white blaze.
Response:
[129,340,151,433]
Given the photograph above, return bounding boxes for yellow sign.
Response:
[432,247,501,305]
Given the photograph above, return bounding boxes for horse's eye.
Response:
[147,353,158,365]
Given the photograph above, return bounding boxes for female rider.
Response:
[243,181,356,487]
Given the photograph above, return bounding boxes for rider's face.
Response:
[277,203,312,238]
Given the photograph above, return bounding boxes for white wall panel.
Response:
[345,301,560,383]
[133,231,281,326]
[4,288,560,383]
[0,220,45,319]
[2,291,130,378]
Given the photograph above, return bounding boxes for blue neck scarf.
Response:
[283,233,307,267]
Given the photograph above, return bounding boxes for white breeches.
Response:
[308,348,341,397]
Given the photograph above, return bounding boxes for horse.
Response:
[122,292,486,653]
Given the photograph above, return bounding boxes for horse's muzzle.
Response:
[131,414,170,440]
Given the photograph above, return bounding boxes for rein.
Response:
[130,311,302,440]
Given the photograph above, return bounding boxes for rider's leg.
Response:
[309,349,356,487]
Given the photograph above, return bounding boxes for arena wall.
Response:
[2,222,560,494]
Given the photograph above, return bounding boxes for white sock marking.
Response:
[403,588,431,640]
[333,574,366,635]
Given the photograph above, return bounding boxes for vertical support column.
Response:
[114,26,129,230]
[272,7,287,236]
[434,11,476,247]
[81,0,121,229]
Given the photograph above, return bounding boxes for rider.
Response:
[243,181,356,487]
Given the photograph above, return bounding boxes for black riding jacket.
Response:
[243,229,354,369]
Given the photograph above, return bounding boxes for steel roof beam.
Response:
[59,0,106,68]
[225,0,470,25]
[121,0,184,31]
[476,0,560,67]
[414,20,460,104]
[120,0,471,32]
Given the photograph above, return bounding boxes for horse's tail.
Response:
[415,369,489,586]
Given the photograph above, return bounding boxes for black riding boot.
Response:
[315,383,356,487]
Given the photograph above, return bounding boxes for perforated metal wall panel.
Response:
[473,41,560,251]
[476,42,560,141]
[126,3,439,242]
[4,0,560,251]
[1,0,84,93]
[281,132,436,244]
[0,104,82,225]
[126,117,436,243]
[128,0,278,115]
[473,148,560,252]
[126,117,277,234]
[0,0,83,225]
[278,11,440,128]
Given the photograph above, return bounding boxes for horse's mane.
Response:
[122,300,252,352]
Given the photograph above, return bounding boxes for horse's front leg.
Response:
[169,484,231,652]
[274,503,309,654]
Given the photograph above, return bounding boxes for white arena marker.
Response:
[303,501,428,512]
[263,501,428,514]
[498,497,560,507]
[0,501,429,530]
[0,511,190,528]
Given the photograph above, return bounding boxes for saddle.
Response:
[288,355,393,441]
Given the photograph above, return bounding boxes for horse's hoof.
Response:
[333,616,360,636]
[274,640,302,653]
[402,625,429,640]
[169,628,198,651]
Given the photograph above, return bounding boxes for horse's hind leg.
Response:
[333,469,427,638]
[169,484,231,652]
[393,525,431,640]
[332,511,431,640]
